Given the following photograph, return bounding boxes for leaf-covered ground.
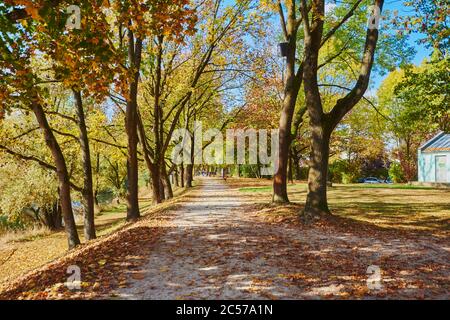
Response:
[0,178,448,300]
[118,178,449,299]
[0,187,189,286]
[0,198,155,286]
[0,195,185,300]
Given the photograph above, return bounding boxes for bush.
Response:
[389,162,405,183]
[342,172,358,184]
[329,160,360,184]
[0,214,27,234]
[239,164,261,178]
[0,215,7,233]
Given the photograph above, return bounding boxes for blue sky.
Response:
[384,0,432,64]
[371,0,432,89]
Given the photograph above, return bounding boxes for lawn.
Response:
[236,179,450,234]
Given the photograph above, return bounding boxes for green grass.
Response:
[239,186,273,192]
[340,184,435,190]
[239,184,307,193]
[239,183,438,192]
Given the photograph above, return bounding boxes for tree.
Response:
[299,0,385,220]
[0,33,81,249]
[271,0,306,203]
[377,54,449,182]
[1,0,121,242]
[73,90,96,239]
[108,0,197,212]
[400,0,449,55]
[269,0,411,203]
[395,54,449,132]
[0,0,126,246]
[134,0,258,200]
[0,152,61,231]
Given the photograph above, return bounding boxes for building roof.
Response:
[420,132,450,152]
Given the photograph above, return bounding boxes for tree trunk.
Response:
[300,0,383,221]
[94,152,101,212]
[272,2,303,203]
[42,201,62,231]
[52,201,63,230]
[150,165,162,204]
[288,149,294,183]
[303,123,332,220]
[180,164,185,187]
[159,176,166,200]
[273,85,300,202]
[73,90,96,240]
[185,164,194,188]
[125,89,140,221]
[185,129,195,188]
[292,147,301,180]
[94,190,99,207]
[174,168,180,187]
[161,165,173,199]
[137,111,164,203]
[125,33,142,221]
[31,102,80,249]
[125,128,139,216]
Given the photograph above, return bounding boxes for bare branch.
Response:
[320,0,364,47]
[278,0,289,41]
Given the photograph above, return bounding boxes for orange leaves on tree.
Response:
[113,0,198,41]
[8,0,43,21]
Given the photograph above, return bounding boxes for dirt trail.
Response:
[119,178,294,299]
[118,178,449,300]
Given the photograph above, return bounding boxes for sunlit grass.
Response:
[239,184,307,193]
[338,184,435,190]
[235,178,450,233]
[239,183,436,192]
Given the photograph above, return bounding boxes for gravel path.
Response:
[118,178,293,299]
[118,178,449,300]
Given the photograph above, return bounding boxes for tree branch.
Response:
[328,0,385,128]
[0,144,83,192]
[318,83,392,122]
[278,0,289,41]
[320,0,364,47]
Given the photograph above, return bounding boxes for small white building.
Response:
[418,132,450,183]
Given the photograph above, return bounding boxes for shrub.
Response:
[239,164,261,178]
[329,160,360,184]
[0,214,27,233]
[389,162,405,183]
[342,172,358,184]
